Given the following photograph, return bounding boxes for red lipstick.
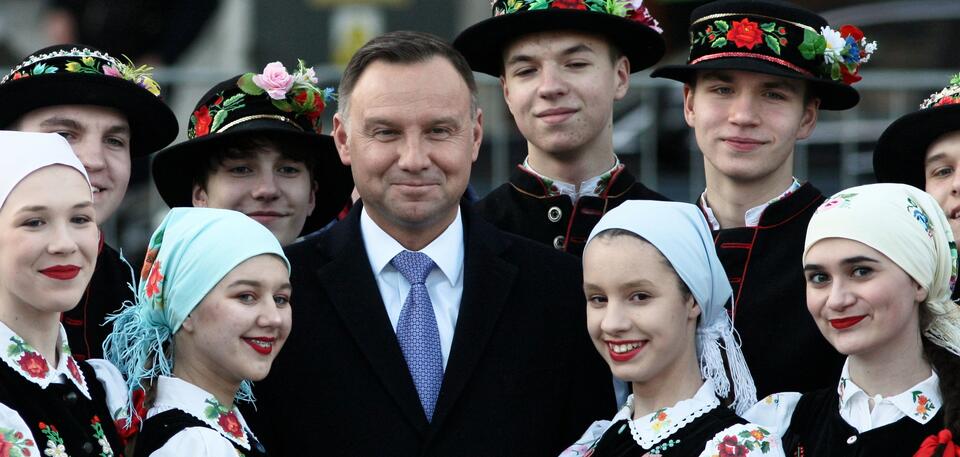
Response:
[40,265,80,280]
[830,316,866,330]
[606,340,646,362]
[243,337,275,355]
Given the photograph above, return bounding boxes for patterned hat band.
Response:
[0,47,161,96]
[687,13,876,85]
[920,74,960,109]
[215,114,305,134]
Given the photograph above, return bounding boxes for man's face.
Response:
[683,70,818,184]
[923,130,960,237]
[332,57,482,234]
[17,105,131,223]
[501,31,629,158]
[192,143,316,246]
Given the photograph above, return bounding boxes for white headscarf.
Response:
[587,200,757,414]
[0,131,90,209]
[804,183,960,357]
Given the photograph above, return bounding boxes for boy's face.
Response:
[192,141,316,246]
[500,30,629,159]
[683,70,819,184]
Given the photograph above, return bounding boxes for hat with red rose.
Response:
[453,0,665,76]
[651,0,876,110]
[874,73,960,189]
[151,60,353,236]
[0,44,178,156]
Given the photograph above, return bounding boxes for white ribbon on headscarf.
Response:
[587,200,758,414]
[0,131,90,209]
[804,183,960,357]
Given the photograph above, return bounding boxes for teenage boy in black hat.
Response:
[651,0,876,397]
[874,73,960,301]
[0,44,178,360]
[151,60,353,246]
[454,0,667,257]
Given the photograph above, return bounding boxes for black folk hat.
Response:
[0,44,178,156]
[874,74,960,189]
[152,61,353,236]
[453,0,666,77]
[651,0,876,110]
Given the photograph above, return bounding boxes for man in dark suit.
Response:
[246,31,614,456]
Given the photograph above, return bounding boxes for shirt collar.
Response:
[837,359,942,425]
[0,320,89,399]
[700,178,802,230]
[360,207,464,286]
[521,158,622,202]
[153,376,255,449]
[612,380,720,448]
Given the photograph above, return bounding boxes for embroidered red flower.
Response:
[192,106,212,137]
[66,356,82,384]
[726,18,764,49]
[145,261,164,300]
[18,352,48,379]
[140,248,159,281]
[551,0,587,10]
[936,97,960,107]
[11,72,28,80]
[217,411,244,438]
[718,436,748,457]
[0,435,13,457]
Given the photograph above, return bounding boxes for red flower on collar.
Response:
[66,356,82,384]
[17,352,48,379]
[217,411,244,438]
[718,436,748,457]
[726,18,764,50]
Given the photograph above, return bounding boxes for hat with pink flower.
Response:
[453,0,665,76]
[651,0,876,110]
[151,60,353,236]
[0,44,178,156]
[874,73,960,189]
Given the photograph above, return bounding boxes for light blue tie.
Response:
[392,250,444,422]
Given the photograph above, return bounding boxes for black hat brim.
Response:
[651,58,860,111]
[454,9,665,76]
[152,122,353,236]
[873,104,960,189]
[0,73,178,156]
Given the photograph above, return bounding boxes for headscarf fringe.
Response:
[925,298,960,357]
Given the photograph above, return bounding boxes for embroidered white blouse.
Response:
[744,358,942,436]
[561,380,785,457]
[0,321,128,457]
[146,376,259,457]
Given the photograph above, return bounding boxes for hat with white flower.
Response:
[651,0,876,110]
[453,0,665,76]
[151,60,353,236]
[874,73,960,189]
[0,44,178,156]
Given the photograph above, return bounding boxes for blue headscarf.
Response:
[587,200,757,414]
[104,207,290,419]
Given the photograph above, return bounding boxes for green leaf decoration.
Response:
[6,344,18,358]
[739,431,752,438]
[222,93,246,109]
[272,99,294,112]
[949,73,960,86]
[761,441,771,453]
[830,64,841,81]
[760,22,775,33]
[210,109,229,133]
[745,440,756,451]
[711,37,728,48]
[527,0,549,9]
[714,20,729,32]
[765,35,782,55]
[603,0,629,16]
[799,29,825,60]
[204,404,219,419]
[237,73,264,96]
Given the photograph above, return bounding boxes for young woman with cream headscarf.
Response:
[562,200,783,457]
[746,183,960,456]
[0,131,127,457]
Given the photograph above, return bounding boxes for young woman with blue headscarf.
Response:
[0,131,127,457]
[745,183,960,456]
[562,200,783,457]
[105,207,292,456]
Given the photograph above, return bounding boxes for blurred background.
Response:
[0,0,957,263]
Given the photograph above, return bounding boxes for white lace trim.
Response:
[628,397,721,448]
[1,48,118,83]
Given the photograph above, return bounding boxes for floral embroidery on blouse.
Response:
[0,324,89,398]
[913,391,936,420]
[0,425,38,457]
[701,424,775,457]
[650,408,671,432]
[89,416,112,457]
[203,398,248,447]
[521,158,622,200]
[38,422,67,457]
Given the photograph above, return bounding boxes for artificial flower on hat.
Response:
[235,60,336,136]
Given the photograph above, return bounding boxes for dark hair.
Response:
[592,228,693,300]
[338,30,479,119]
[920,305,960,448]
[192,134,318,191]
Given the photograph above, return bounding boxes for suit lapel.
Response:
[316,207,429,433]
[429,210,519,432]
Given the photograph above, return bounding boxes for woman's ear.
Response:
[179,314,195,333]
[688,296,702,320]
[914,281,929,305]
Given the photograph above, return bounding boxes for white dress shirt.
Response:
[359,207,465,368]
